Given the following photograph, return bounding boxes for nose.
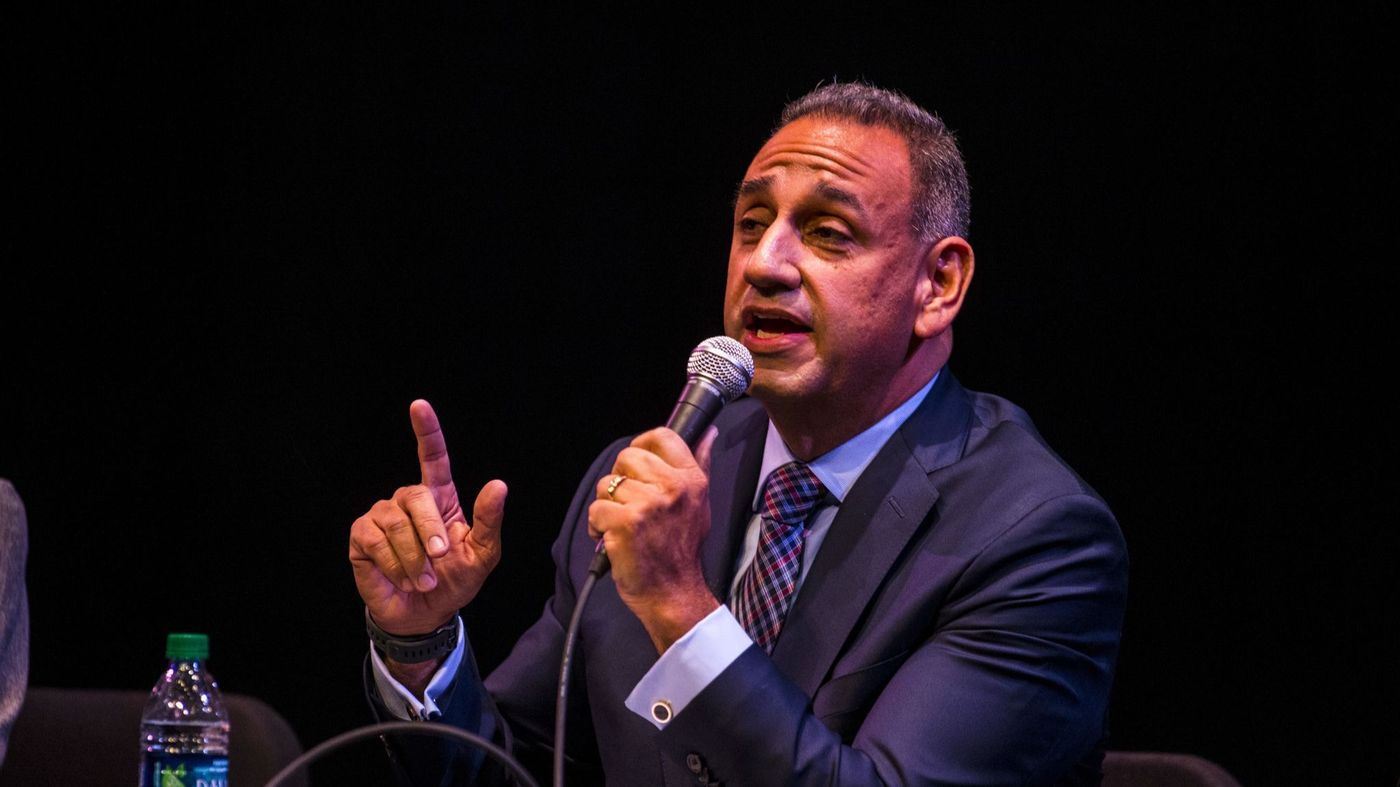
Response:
[742,221,802,294]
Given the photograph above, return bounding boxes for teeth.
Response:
[756,329,780,339]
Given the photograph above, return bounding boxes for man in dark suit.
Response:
[0,480,29,768]
[350,83,1128,785]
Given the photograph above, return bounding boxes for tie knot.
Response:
[759,462,825,528]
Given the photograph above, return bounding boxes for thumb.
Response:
[468,479,508,548]
[692,425,719,478]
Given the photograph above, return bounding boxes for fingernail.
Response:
[417,572,437,591]
[428,535,446,555]
[398,577,415,593]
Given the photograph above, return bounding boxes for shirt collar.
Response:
[753,370,940,507]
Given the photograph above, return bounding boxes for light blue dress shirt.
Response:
[372,372,939,728]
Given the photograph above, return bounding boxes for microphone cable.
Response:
[264,720,538,787]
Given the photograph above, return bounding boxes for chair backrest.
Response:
[0,686,305,786]
[1103,750,1242,787]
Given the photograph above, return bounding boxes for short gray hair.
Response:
[780,83,970,241]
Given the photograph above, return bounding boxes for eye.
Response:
[805,221,853,247]
[734,211,771,243]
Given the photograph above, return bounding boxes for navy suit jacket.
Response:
[369,372,1129,786]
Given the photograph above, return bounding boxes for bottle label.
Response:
[141,755,229,787]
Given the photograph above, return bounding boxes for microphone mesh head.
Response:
[687,336,754,403]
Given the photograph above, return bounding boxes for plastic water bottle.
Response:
[139,632,230,787]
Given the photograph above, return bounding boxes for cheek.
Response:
[823,284,911,353]
[722,256,747,329]
[859,266,918,325]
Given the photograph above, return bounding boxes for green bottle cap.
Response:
[165,632,210,660]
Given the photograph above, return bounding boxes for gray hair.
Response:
[779,83,970,241]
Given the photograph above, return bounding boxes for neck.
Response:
[763,340,946,461]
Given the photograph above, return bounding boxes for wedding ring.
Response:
[606,474,628,499]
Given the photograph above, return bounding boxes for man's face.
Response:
[724,116,929,417]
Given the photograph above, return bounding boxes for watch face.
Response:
[367,610,458,663]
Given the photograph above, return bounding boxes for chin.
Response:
[746,368,820,408]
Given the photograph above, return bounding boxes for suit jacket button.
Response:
[686,753,703,774]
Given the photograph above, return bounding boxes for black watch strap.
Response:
[365,608,460,663]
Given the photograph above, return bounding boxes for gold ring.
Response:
[606,474,628,499]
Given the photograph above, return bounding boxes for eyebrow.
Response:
[814,182,866,217]
[732,176,868,219]
[733,175,774,207]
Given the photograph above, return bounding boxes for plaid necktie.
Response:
[732,461,826,653]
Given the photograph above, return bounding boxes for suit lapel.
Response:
[768,372,974,697]
[701,400,768,600]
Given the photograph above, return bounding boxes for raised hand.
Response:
[349,399,507,637]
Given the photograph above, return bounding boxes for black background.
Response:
[3,5,1394,785]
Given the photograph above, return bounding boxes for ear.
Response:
[913,236,974,339]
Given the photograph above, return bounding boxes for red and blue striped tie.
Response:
[732,462,826,653]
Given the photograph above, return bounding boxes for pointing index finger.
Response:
[410,399,454,490]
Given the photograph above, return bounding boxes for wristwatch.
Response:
[365,607,459,663]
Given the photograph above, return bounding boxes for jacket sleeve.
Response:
[364,637,501,787]
[654,492,1129,786]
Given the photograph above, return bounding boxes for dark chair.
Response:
[1103,750,1242,787]
[0,686,305,786]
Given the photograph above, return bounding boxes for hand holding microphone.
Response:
[586,337,753,652]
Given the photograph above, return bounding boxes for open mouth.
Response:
[746,314,812,340]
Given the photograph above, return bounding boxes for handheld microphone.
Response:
[590,336,754,576]
[665,336,756,445]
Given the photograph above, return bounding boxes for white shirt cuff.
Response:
[624,605,752,729]
[368,617,467,721]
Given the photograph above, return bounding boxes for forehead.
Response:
[743,116,913,200]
